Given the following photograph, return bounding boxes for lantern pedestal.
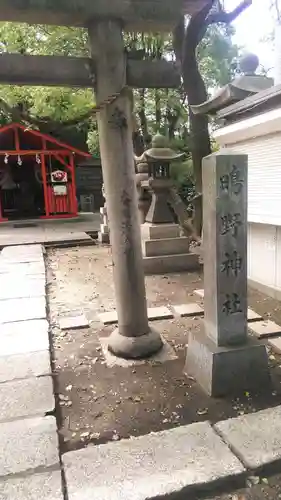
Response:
[135,160,151,225]
[98,204,110,244]
[141,222,199,275]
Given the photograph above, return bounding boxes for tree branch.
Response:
[207,0,252,25]
[172,16,185,63]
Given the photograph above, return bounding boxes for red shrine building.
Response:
[0,123,91,222]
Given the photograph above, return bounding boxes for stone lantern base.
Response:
[141,222,199,275]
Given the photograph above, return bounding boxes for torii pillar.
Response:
[88,20,163,359]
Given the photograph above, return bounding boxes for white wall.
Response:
[214,108,281,297]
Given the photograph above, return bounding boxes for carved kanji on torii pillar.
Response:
[0,0,211,359]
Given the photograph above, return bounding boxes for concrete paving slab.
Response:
[0,297,46,323]
[215,405,281,469]
[63,422,245,500]
[98,310,118,325]
[0,376,54,422]
[0,277,46,300]
[40,232,93,244]
[247,309,263,322]
[172,303,204,317]
[0,251,44,263]
[99,336,177,367]
[249,320,281,338]
[0,231,93,247]
[0,262,45,275]
[0,416,58,476]
[0,319,49,355]
[268,336,281,354]
[0,350,51,383]
[1,244,44,256]
[0,470,63,500]
[99,307,174,325]
[194,289,204,298]
[59,314,89,330]
[147,307,173,321]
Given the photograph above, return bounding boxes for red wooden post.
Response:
[14,126,20,151]
[69,153,78,215]
[41,153,50,217]
[0,189,4,221]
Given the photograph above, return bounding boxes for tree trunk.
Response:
[168,186,201,243]
[132,130,145,156]
[155,89,161,131]
[183,67,210,235]
[138,88,149,143]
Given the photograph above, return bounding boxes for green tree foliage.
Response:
[0,23,93,126]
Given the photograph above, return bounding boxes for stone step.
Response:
[142,237,189,257]
[143,252,199,275]
[63,422,244,500]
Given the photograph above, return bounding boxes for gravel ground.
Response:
[46,245,281,464]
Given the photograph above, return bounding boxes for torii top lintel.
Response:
[0,0,209,31]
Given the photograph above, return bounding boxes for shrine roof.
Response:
[216,84,281,123]
[0,123,91,158]
[0,0,209,31]
[190,75,274,117]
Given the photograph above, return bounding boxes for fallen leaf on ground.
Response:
[247,475,260,486]
[90,432,100,439]
[133,396,141,402]
[80,432,90,438]
[197,408,208,416]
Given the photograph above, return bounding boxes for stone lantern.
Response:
[140,134,199,274]
[143,133,183,225]
[135,159,151,224]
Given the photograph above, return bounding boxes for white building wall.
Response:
[214,109,281,298]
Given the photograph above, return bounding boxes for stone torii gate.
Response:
[0,0,209,359]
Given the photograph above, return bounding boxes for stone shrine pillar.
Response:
[88,20,163,359]
[98,184,110,244]
[185,151,270,396]
[140,134,199,274]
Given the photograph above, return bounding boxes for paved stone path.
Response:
[3,247,281,499]
[0,244,63,500]
[0,213,100,247]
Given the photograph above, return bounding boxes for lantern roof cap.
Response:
[144,133,184,161]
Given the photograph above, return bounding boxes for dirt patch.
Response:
[47,245,281,455]
[208,473,281,499]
